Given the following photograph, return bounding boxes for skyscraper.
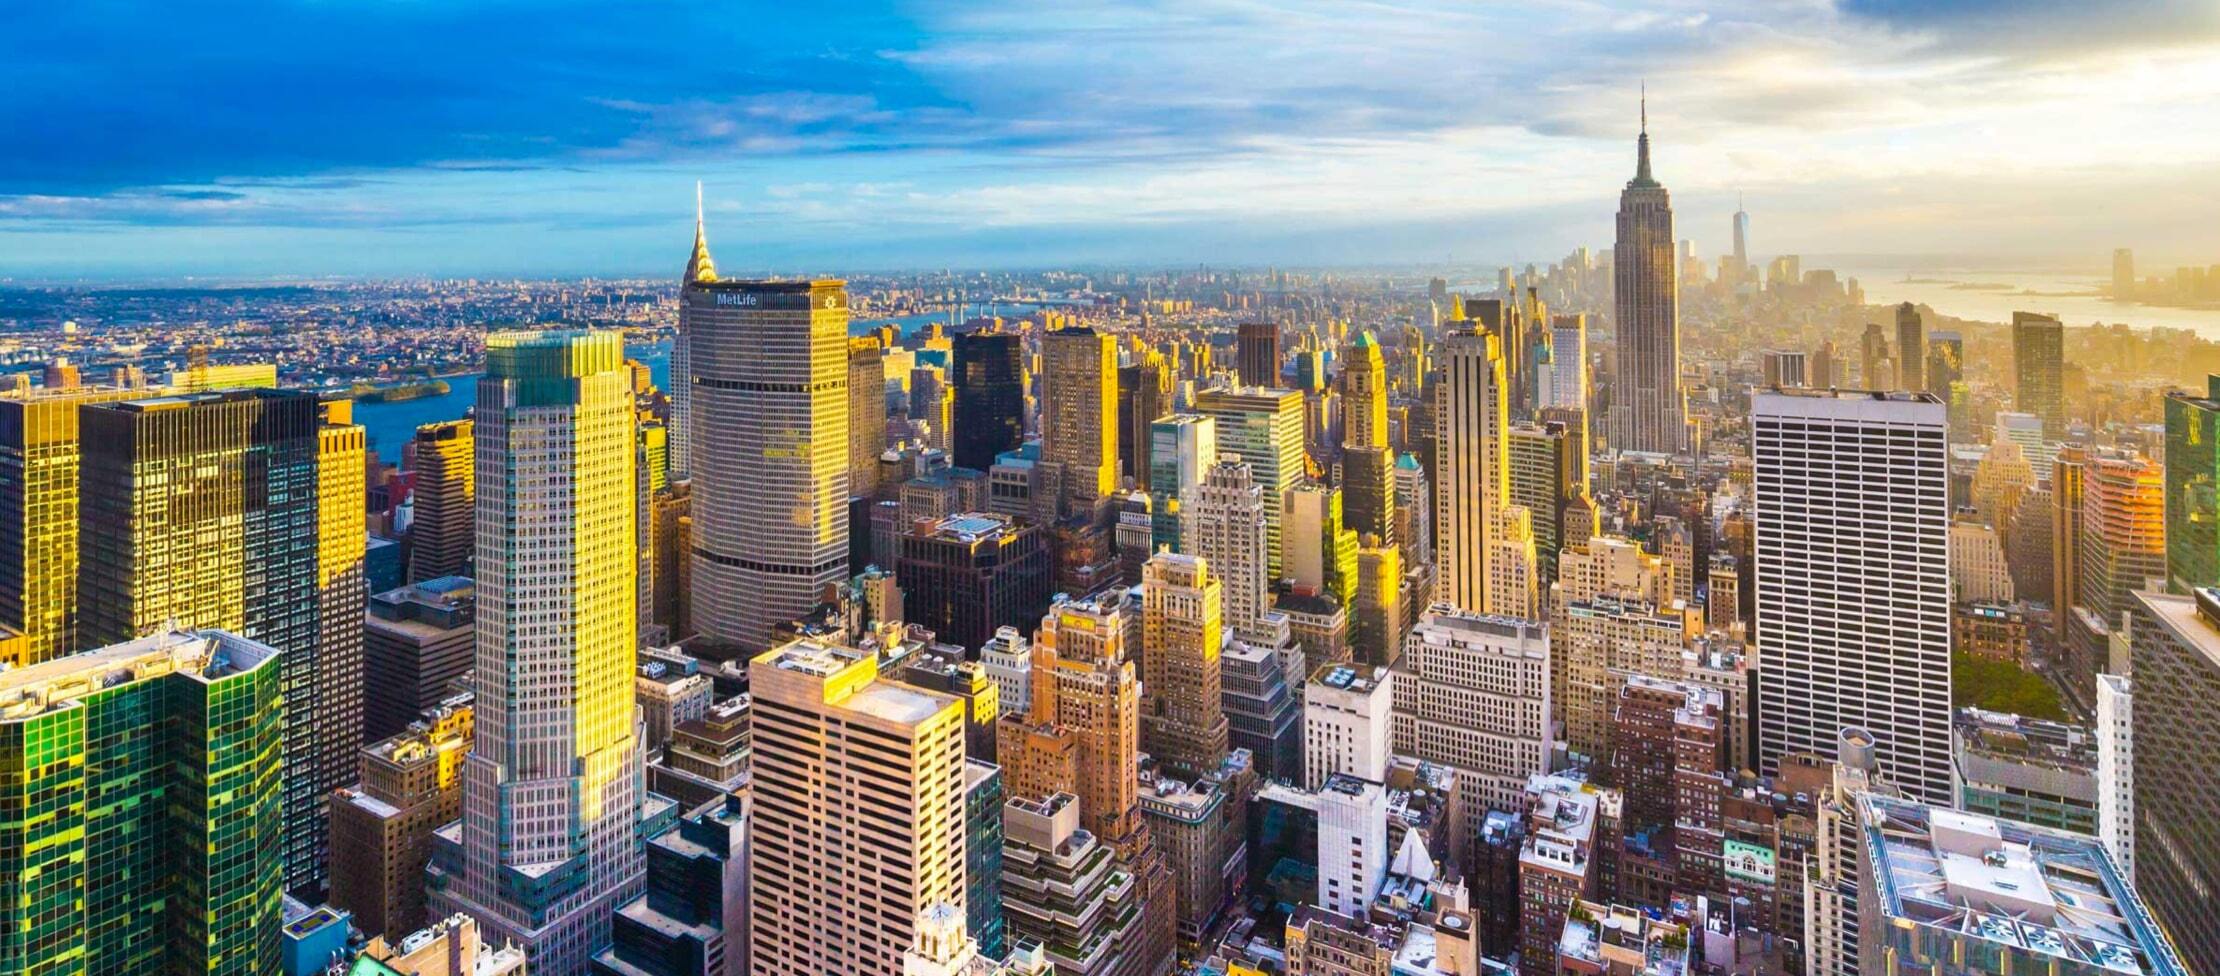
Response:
[954,331,1026,473]
[407,419,474,583]
[1434,324,1510,614]
[1731,197,1750,278]
[2073,455,2164,695]
[849,337,887,499]
[0,384,135,665]
[434,331,646,974]
[1754,389,1952,805]
[1041,326,1120,517]
[2113,247,2136,301]
[0,629,284,975]
[671,184,713,484]
[1182,457,1274,645]
[1147,413,1217,553]
[1237,321,1282,388]
[686,277,852,653]
[1139,551,1231,776]
[747,639,968,976]
[315,397,371,857]
[1340,332,1396,547]
[1545,314,1587,411]
[1392,606,1552,814]
[77,387,339,897]
[1194,386,1305,579]
[2126,589,2220,974]
[1607,94,1686,454]
[1893,302,1926,393]
[1118,355,1168,492]
[897,511,1054,653]
[2163,376,2220,593]
[2014,311,2066,439]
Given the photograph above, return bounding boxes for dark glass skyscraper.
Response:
[2165,376,2220,593]
[953,330,1025,472]
[77,388,345,898]
[2014,311,2066,439]
[1237,321,1281,388]
[1607,95,1686,454]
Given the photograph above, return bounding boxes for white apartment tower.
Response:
[1754,389,1953,806]
[2096,673,2134,883]
[435,331,646,975]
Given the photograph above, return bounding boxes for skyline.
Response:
[7,1,2220,277]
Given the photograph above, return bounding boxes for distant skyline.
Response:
[5,1,2220,277]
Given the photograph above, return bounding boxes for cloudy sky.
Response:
[4,0,2218,278]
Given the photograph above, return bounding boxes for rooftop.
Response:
[0,630,276,721]
[1861,795,2187,976]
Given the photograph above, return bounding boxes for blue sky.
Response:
[4,0,2219,278]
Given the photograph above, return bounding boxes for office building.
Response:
[999,793,1152,976]
[850,338,888,499]
[1855,795,2188,976]
[1546,314,1588,410]
[648,695,751,810]
[1195,387,1305,578]
[1140,552,1231,776]
[0,629,283,975]
[1950,707,2097,834]
[1349,542,1402,666]
[954,331,1026,474]
[1553,593,1695,763]
[1237,322,1281,388]
[0,385,136,665]
[1303,663,1393,789]
[2073,455,2164,692]
[1137,755,1247,948]
[1282,482,1356,598]
[2125,588,2220,973]
[364,575,476,743]
[1182,457,1275,644]
[355,914,529,976]
[1221,639,1302,783]
[1754,390,1953,806]
[1147,413,1217,552]
[636,657,713,754]
[2014,311,2066,439]
[1316,774,1389,918]
[1118,356,1169,493]
[1607,99,1687,454]
[898,512,1054,653]
[2164,376,2220,592]
[407,419,474,583]
[1894,302,1926,393]
[687,277,852,654]
[591,795,750,976]
[430,331,647,975]
[965,761,1007,958]
[747,639,967,975]
[1761,350,1807,388]
[2095,673,2134,883]
[1393,606,1551,814]
[1434,324,1510,614]
[78,387,346,896]
[316,396,370,811]
[330,699,473,941]
[1041,327,1120,517]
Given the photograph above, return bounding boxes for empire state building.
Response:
[1607,94,1687,454]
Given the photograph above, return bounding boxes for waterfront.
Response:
[1844,266,2220,336]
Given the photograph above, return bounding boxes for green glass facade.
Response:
[2163,376,2220,593]
[0,630,283,976]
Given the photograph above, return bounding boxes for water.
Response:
[353,305,1038,461]
[355,344,671,462]
[1842,266,2220,337]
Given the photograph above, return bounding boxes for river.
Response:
[354,309,1008,462]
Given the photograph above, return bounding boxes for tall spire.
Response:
[684,180,718,285]
[1631,82,1658,188]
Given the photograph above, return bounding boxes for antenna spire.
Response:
[684,180,718,285]
[1641,80,1647,134]
[1631,83,1656,187]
